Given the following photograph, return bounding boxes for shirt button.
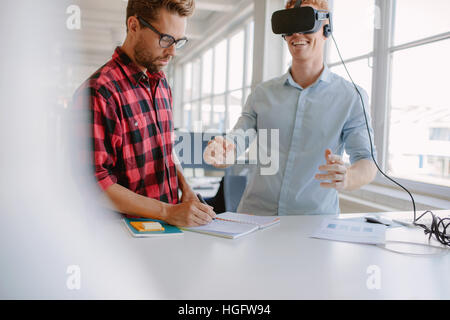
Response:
[135,121,138,127]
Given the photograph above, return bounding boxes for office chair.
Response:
[205,171,247,213]
[223,175,247,212]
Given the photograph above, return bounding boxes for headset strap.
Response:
[317,11,330,20]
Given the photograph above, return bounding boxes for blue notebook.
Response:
[123,217,184,238]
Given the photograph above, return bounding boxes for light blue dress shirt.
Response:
[230,65,376,216]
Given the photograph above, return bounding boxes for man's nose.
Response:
[165,44,176,56]
[291,32,307,38]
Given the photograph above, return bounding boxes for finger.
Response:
[318,164,346,173]
[189,214,207,226]
[193,208,214,224]
[224,138,235,150]
[195,202,217,219]
[333,174,345,182]
[320,182,336,189]
[315,173,345,181]
[327,154,344,165]
[320,182,344,189]
[325,149,332,164]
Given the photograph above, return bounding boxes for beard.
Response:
[133,34,171,73]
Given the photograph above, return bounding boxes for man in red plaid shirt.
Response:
[74,0,215,227]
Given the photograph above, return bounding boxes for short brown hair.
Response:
[126,0,195,29]
[285,0,329,11]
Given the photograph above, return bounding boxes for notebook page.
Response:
[187,219,258,235]
[217,212,280,228]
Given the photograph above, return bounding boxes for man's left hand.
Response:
[315,149,348,191]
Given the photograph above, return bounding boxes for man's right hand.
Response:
[203,136,236,169]
[164,200,216,227]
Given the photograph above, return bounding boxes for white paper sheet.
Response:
[311,218,386,245]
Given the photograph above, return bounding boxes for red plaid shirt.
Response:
[74,47,179,204]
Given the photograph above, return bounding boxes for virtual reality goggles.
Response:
[271,1,332,37]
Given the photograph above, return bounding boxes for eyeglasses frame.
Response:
[137,16,188,49]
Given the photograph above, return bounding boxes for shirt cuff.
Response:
[96,174,117,191]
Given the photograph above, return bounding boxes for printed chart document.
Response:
[311,218,386,245]
[182,212,280,239]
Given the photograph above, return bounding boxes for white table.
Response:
[2,209,449,299]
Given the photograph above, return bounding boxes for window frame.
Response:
[328,0,450,197]
[179,0,450,198]
[180,18,254,132]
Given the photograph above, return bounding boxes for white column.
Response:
[252,0,285,85]
[371,0,395,169]
[172,63,184,129]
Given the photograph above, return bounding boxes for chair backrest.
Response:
[223,175,247,212]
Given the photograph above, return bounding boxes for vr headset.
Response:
[271,0,332,38]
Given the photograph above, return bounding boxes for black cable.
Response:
[330,34,450,247]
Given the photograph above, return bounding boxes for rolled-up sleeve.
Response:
[342,86,377,164]
[90,90,123,190]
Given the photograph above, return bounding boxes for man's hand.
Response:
[164,200,216,227]
[180,186,198,203]
[203,136,236,169]
[315,149,348,191]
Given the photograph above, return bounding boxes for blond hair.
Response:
[285,0,329,11]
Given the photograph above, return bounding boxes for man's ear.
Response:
[127,16,140,34]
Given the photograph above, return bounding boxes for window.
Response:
[326,0,375,164]
[246,21,254,87]
[387,38,450,187]
[201,98,212,127]
[212,95,226,132]
[393,0,450,45]
[228,90,243,130]
[191,59,201,101]
[430,128,450,142]
[177,1,450,195]
[327,0,450,192]
[202,49,213,97]
[183,103,191,129]
[214,40,227,95]
[183,63,192,102]
[328,0,375,63]
[228,30,245,91]
[328,0,375,98]
[329,59,373,100]
[180,20,254,132]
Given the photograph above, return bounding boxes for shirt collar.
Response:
[283,63,332,89]
[112,46,165,87]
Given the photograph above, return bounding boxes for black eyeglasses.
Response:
[137,16,188,49]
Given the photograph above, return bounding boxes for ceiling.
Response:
[66,0,244,68]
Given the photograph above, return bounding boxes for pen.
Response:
[197,193,217,220]
[196,193,207,204]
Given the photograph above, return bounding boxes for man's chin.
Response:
[146,64,165,74]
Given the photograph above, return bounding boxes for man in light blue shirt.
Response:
[204,0,377,215]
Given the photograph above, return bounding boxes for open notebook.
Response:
[182,212,280,239]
